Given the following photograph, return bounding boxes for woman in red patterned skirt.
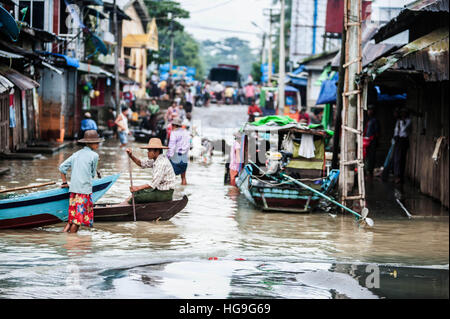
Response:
[59,130,103,233]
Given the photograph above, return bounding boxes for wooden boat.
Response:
[0,174,120,229]
[93,195,188,222]
[236,118,339,213]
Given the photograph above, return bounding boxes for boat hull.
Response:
[0,174,120,229]
[237,165,339,213]
[93,195,188,222]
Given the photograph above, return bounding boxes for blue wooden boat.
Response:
[236,120,339,213]
[0,174,120,229]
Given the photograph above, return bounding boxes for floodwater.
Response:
[0,105,448,299]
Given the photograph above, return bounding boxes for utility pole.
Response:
[278,0,286,115]
[268,9,273,83]
[339,0,366,212]
[168,12,174,73]
[113,0,120,115]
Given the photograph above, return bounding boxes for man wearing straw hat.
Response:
[60,130,104,233]
[125,138,177,203]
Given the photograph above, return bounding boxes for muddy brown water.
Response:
[0,105,448,299]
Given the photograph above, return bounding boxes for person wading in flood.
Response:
[115,106,132,147]
[168,118,190,185]
[393,108,412,184]
[229,131,242,186]
[125,138,176,203]
[60,130,104,233]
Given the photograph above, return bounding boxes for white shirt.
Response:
[394,118,411,138]
[117,113,129,134]
[141,154,177,191]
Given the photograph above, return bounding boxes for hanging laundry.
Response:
[299,134,315,158]
[281,132,294,154]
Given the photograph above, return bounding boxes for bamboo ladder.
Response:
[340,0,366,211]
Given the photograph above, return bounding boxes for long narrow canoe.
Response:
[93,195,188,222]
[0,174,120,229]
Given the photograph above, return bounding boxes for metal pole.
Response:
[278,0,286,115]
[268,9,273,83]
[113,0,120,115]
[169,13,174,72]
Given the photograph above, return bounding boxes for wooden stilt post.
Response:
[339,0,367,212]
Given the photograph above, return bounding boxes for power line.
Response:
[184,24,261,35]
[189,0,235,14]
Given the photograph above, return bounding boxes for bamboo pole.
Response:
[0,182,56,194]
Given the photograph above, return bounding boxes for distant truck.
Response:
[208,64,241,88]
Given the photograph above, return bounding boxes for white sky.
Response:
[178,0,276,49]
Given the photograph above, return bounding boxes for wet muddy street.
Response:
[0,105,448,299]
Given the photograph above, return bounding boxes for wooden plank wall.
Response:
[407,81,449,208]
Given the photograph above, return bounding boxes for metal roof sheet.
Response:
[362,27,449,82]
[373,0,449,43]
[0,49,23,59]
[0,67,39,90]
[0,74,14,94]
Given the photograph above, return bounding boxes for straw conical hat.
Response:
[140,138,169,149]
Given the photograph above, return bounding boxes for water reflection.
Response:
[0,106,448,298]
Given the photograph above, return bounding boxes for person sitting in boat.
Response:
[59,130,104,233]
[125,138,177,203]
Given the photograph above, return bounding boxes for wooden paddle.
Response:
[0,181,56,194]
[128,156,137,222]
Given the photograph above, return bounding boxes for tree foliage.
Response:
[145,0,204,79]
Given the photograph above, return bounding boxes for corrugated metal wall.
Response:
[407,81,449,207]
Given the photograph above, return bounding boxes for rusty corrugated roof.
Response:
[0,67,39,90]
[362,27,449,82]
[332,23,399,68]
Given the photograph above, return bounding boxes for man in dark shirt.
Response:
[364,105,380,178]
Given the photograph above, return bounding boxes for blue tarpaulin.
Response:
[316,72,338,105]
[315,74,407,105]
[288,65,307,87]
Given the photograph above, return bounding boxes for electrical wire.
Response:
[184,24,261,35]
[189,0,235,14]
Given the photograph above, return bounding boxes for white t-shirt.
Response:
[118,113,129,134]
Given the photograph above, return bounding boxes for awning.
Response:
[51,53,79,68]
[0,74,14,94]
[0,67,40,90]
[119,75,139,85]
[0,49,23,59]
[362,27,449,82]
[78,62,114,77]
[102,3,132,21]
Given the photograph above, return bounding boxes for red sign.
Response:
[325,0,372,34]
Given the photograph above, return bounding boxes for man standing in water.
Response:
[60,130,103,233]
[168,118,190,185]
[393,108,411,184]
[115,106,132,147]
